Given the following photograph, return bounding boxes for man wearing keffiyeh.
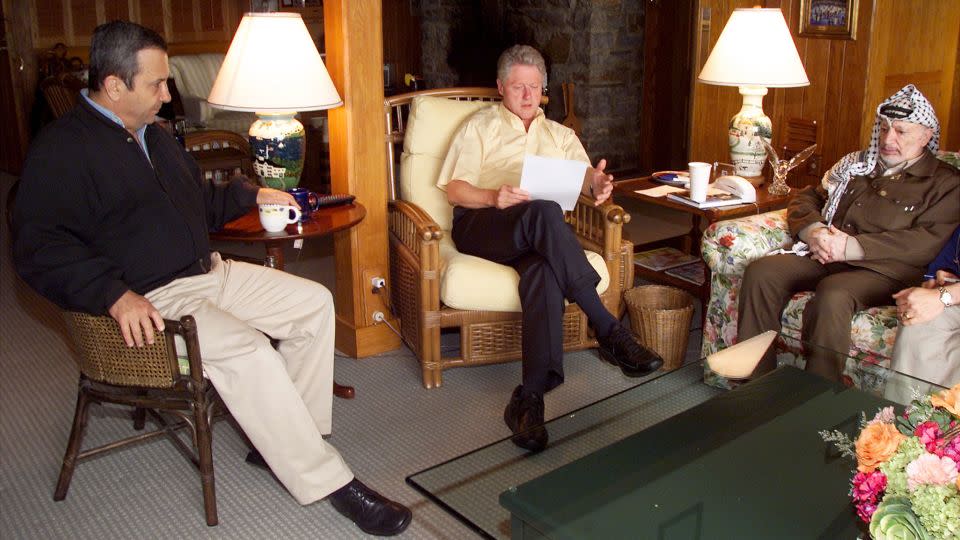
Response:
[736,84,959,381]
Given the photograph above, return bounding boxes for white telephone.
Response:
[713,175,757,203]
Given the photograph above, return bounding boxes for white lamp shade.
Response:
[207,12,343,112]
[698,8,809,88]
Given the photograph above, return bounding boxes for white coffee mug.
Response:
[258,204,301,232]
[688,161,712,203]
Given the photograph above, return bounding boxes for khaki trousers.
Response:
[738,254,902,380]
[891,307,960,389]
[145,253,353,504]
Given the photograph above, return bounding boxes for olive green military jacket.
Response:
[787,149,960,285]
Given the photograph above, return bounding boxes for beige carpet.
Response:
[1,172,702,539]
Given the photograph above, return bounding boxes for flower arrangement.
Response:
[821,385,960,539]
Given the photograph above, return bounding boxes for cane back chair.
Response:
[55,312,227,526]
[385,87,634,389]
[184,129,255,185]
[39,73,85,119]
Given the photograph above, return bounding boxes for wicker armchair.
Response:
[385,88,633,388]
[55,312,230,526]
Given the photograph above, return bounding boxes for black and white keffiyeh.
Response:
[820,84,940,225]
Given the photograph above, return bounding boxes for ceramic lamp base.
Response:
[249,112,305,191]
[728,86,772,179]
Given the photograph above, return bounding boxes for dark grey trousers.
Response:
[452,200,601,394]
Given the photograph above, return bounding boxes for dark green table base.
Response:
[500,367,884,539]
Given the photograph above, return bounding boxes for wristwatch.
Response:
[940,286,954,307]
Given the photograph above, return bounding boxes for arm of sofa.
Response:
[701,209,791,277]
[700,209,791,360]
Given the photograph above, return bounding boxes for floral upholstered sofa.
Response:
[700,151,960,387]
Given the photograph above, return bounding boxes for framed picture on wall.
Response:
[251,0,279,11]
[799,0,858,40]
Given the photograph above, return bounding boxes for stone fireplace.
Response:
[418,0,646,171]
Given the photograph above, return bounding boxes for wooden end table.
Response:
[211,202,366,399]
[613,176,792,304]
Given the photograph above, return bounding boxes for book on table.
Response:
[667,188,745,209]
[633,247,699,271]
[665,261,706,286]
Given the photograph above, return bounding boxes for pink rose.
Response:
[906,453,959,491]
[915,421,943,455]
[719,234,735,248]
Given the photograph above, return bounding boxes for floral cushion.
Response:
[701,208,899,385]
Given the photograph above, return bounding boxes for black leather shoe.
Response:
[245,449,269,470]
[329,478,412,536]
[597,324,664,377]
[503,385,548,453]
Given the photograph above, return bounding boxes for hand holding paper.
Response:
[493,185,530,209]
[519,155,589,211]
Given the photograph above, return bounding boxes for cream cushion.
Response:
[400,95,609,313]
[167,53,255,132]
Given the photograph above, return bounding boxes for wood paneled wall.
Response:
[381,0,421,91]
[31,0,247,50]
[690,0,960,177]
[862,0,959,147]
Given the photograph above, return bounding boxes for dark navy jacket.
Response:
[13,98,258,314]
[927,226,960,277]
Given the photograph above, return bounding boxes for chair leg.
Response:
[194,399,218,526]
[422,365,443,389]
[54,387,92,501]
[132,407,147,430]
[422,337,443,389]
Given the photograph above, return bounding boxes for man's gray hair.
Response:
[88,20,167,92]
[497,45,547,86]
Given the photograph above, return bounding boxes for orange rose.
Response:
[855,423,906,473]
[931,385,960,417]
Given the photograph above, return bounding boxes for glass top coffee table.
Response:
[406,334,942,539]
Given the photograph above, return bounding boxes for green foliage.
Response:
[898,395,947,435]
[819,428,856,460]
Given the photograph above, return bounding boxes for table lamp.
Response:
[697,8,809,186]
[207,12,343,190]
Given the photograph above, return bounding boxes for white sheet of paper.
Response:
[519,155,589,211]
[635,185,686,197]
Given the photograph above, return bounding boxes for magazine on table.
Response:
[666,177,757,209]
[633,247,699,272]
[666,189,744,209]
[664,261,706,286]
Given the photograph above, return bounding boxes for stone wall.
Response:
[419,0,645,170]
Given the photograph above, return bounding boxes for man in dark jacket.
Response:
[13,21,410,536]
[737,84,959,381]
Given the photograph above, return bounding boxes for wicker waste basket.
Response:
[624,285,694,371]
